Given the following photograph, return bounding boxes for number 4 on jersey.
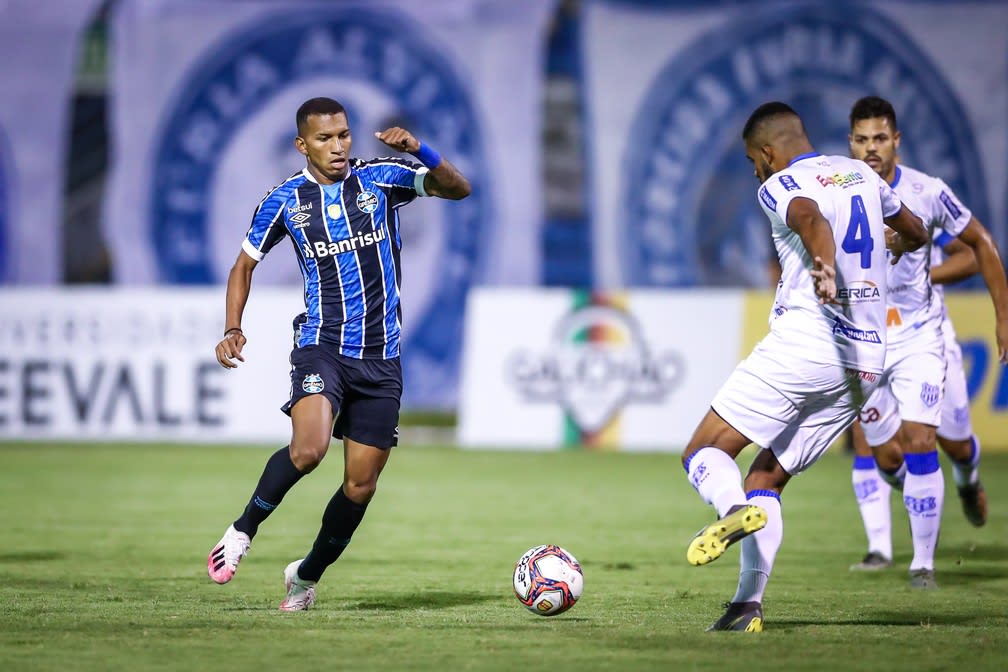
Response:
[842,194,875,269]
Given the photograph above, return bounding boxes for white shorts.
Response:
[937,318,973,441]
[712,334,879,476]
[860,325,946,446]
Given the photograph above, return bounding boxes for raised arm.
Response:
[957,217,1008,362]
[374,127,471,200]
[786,196,837,304]
[215,251,258,369]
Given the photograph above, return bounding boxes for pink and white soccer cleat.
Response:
[207,524,251,584]
[279,559,316,611]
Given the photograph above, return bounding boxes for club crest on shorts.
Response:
[302,373,324,394]
[356,190,379,214]
[920,383,940,408]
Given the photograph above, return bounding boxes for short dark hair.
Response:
[296,97,347,134]
[742,102,800,142]
[849,96,898,131]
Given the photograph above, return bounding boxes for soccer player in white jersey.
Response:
[846,96,1008,589]
[681,102,927,632]
[848,233,982,572]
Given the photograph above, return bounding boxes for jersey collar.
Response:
[889,165,902,188]
[787,151,820,167]
[301,165,353,184]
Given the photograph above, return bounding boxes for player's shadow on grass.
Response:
[936,542,1008,564]
[772,612,996,629]
[347,590,499,611]
[0,550,65,563]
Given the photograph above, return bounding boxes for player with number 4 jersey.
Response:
[680,102,926,633]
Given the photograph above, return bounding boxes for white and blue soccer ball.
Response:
[512,544,584,616]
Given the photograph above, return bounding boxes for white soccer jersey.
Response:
[758,153,901,374]
[885,165,972,343]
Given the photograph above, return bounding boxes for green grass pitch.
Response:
[1,442,1006,671]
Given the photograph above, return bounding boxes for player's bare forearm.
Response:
[883,204,927,262]
[374,127,471,200]
[930,238,978,285]
[961,219,1008,321]
[786,197,837,303]
[423,158,471,200]
[215,251,257,369]
[787,197,836,267]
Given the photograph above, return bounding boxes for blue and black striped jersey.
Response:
[242,158,429,359]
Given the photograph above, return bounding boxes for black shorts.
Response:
[282,345,402,449]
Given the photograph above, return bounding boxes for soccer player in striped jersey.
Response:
[682,102,926,632]
[207,97,470,610]
[846,96,1008,588]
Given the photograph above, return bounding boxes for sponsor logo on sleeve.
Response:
[778,175,800,191]
[938,191,963,219]
[758,186,777,211]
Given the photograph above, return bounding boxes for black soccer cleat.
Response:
[957,481,988,527]
[706,601,764,632]
[849,551,892,572]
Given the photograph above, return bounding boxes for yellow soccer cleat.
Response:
[687,504,767,566]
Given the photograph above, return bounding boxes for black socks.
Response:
[233,446,305,538]
[297,487,368,582]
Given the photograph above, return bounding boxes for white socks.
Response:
[950,436,981,488]
[686,447,746,517]
[733,492,782,604]
[903,451,944,572]
[852,456,892,560]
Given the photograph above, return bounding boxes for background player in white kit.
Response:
[846,97,1008,587]
[680,102,927,632]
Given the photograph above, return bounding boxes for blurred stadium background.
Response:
[2,0,1007,450]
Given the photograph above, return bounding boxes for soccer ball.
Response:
[512,544,584,616]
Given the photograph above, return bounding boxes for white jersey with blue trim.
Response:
[884,164,972,342]
[757,153,901,374]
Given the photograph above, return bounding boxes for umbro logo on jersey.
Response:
[290,212,311,228]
